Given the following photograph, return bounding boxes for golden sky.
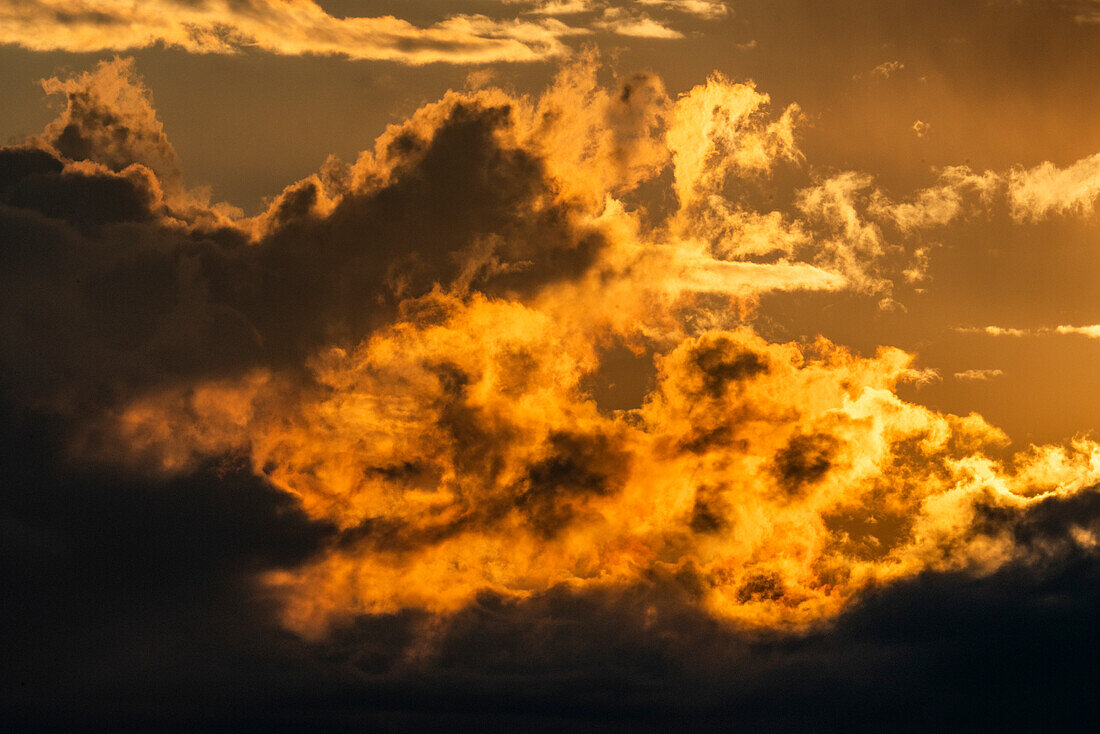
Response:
[4,1,1100,728]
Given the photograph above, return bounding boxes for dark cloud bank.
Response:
[6,400,1100,732]
[3,61,1100,732]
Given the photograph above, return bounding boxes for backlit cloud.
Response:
[1009,152,1100,221]
[957,325,1100,338]
[7,48,1100,728]
[955,368,1005,381]
[3,57,1100,644]
[0,0,588,63]
[0,0,737,62]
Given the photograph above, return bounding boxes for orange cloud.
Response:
[1009,153,1100,221]
[0,0,587,63]
[954,369,1005,381]
[0,0,739,62]
[9,55,1100,644]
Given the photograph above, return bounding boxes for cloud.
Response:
[1056,324,1100,337]
[912,119,931,138]
[955,325,1030,336]
[1008,152,1100,221]
[870,165,999,232]
[0,0,740,62]
[635,0,730,19]
[856,60,904,80]
[8,392,1100,730]
[8,55,1100,728]
[954,369,1005,381]
[525,0,597,15]
[1068,0,1100,24]
[0,0,588,63]
[594,8,684,38]
[956,325,1100,338]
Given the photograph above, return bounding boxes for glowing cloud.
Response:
[1009,153,1100,221]
[6,56,1100,647]
[955,369,1005,381]
[0,0,587,63]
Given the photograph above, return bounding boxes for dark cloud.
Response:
[514,429,630,537]
[250,101,605,365]
[0,95,603,418]
[684,333,769,398]
[5,378,1100,731]
[1,148,156,227]
[690,483,730,533]
[7,54,1100,734]
[12,503,1100,732]
[773,432,838,495]
[0,400,339,729]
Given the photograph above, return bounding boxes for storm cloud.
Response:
[4,51,1100,731]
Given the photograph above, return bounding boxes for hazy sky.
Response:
[4,1,1100,729]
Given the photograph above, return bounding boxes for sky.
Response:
[4,1,1100,730]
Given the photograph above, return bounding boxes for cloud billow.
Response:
[5,55,1100,729]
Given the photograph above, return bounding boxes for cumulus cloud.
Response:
[8,55,1100,727]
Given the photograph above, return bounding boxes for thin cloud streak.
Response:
[0,0,587,63]
[955,368,1005,381]
[956,325,1100,338]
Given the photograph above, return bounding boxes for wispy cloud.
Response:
[594,8,683,37]
[1008,152,1100,221]
[0,0,591,63]
[0,0,738,62]
[635,0,730,19]
[954,368,1005,381]
[1056,324,1100,338]
[955,325,1100,338]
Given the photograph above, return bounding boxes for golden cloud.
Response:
[8,55,1100,644]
